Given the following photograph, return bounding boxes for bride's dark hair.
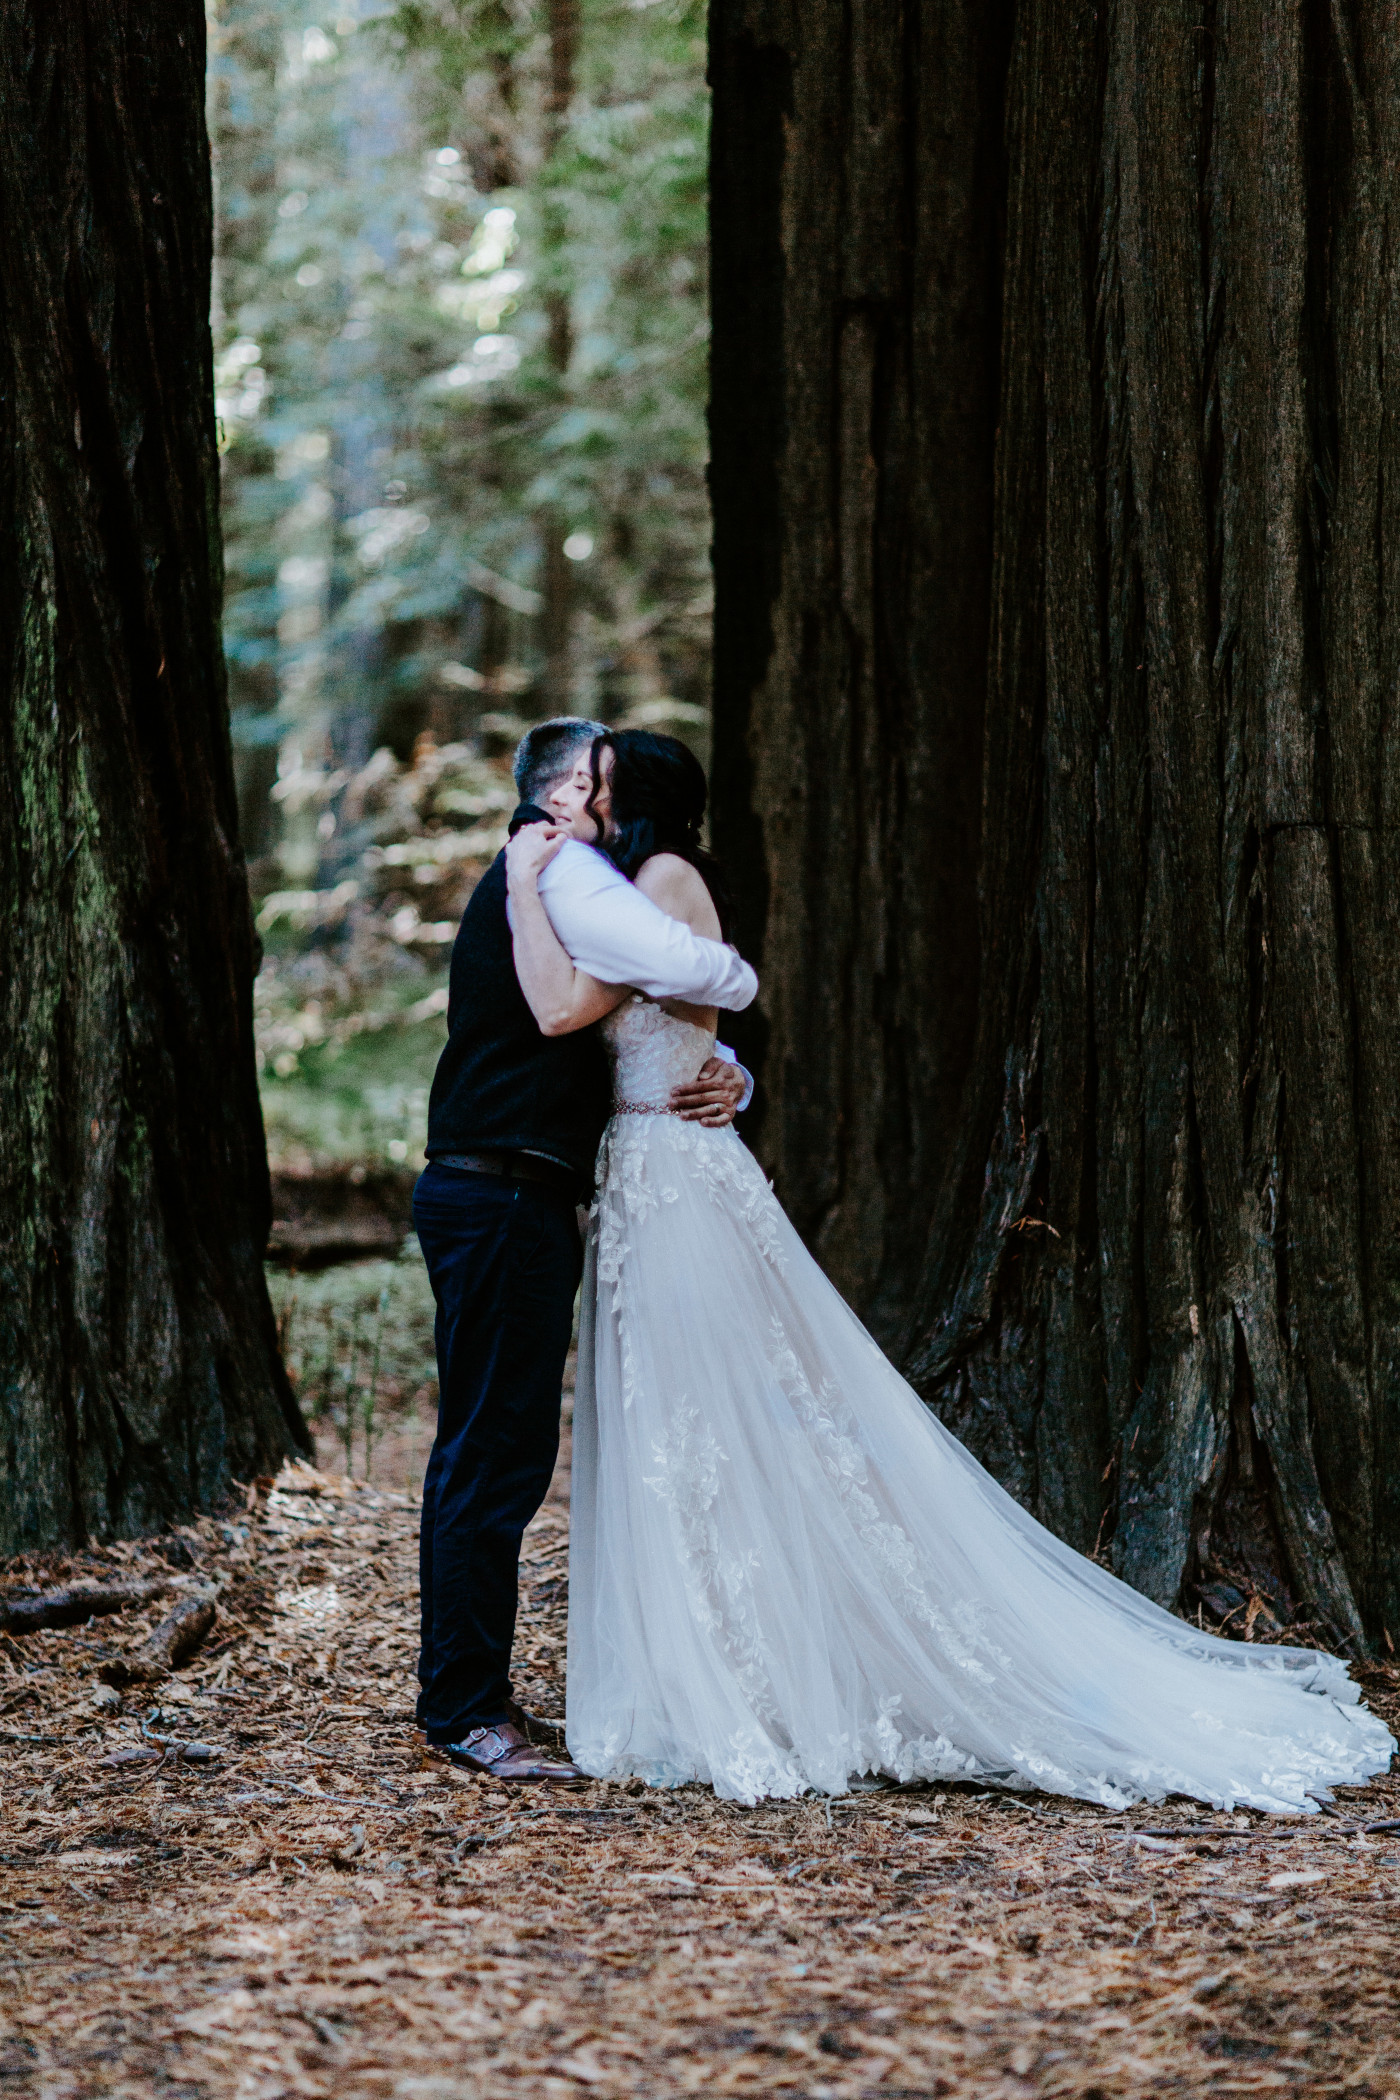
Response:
[585,728,734,939]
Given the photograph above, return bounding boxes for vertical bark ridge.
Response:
[1033,0,1109,1551]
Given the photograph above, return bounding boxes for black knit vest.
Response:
[424,808,613,1190]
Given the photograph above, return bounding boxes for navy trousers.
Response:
[412,1162,583,1743]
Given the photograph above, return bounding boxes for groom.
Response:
[413,717,758,1783]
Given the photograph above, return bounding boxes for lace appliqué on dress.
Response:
[641,1402,781,1725]
[566,997,1397,1811]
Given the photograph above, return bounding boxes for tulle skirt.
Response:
[565,1115,1394,1810]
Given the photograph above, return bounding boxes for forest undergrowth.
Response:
[3,1394,1400,2099]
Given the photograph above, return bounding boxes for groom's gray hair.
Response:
[513,716,609,805]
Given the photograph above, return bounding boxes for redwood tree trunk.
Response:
[0,0,308,1554]
[711,0,1400,1652]
[709,0,1006,1344]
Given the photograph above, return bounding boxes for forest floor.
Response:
[4,1399,1400,2100]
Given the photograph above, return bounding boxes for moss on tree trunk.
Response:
[0,0,308,1553]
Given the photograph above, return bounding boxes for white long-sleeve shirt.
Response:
[526,840,758,1010]
[510,839,757,1108]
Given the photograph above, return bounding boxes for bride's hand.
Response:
[506,822,567,890]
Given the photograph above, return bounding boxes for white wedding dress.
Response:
[565,997,1395,1811]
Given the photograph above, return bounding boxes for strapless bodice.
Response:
[601,996,716,1111]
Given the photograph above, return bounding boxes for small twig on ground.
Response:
[99,1595,217,1688]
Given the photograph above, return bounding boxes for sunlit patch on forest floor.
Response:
[3,1421,1400,2099]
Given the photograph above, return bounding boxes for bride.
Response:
[505,730,1394,1813]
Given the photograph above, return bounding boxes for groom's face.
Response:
[546,748,613,841]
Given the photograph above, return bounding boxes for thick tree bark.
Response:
[709,0,1006,1344]
[711,0,1400,1650]
[0,0,308,1555]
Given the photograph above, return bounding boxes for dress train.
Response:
[564,999,1395,1810]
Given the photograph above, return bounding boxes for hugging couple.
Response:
[412,717,1392,1812]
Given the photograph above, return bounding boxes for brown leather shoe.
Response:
[442,1721,584,1784]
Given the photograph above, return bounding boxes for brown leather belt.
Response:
[436,1150,579,1193]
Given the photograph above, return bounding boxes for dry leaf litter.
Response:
[4,1397,1399,2100]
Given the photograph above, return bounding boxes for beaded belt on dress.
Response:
[613,1102,681,1116]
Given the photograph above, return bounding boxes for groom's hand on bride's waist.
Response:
[670,1056,746,1126]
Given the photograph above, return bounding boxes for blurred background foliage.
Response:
[209,0,711,1179]
[211,0,710,1446]
[268,1255,442,1485]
